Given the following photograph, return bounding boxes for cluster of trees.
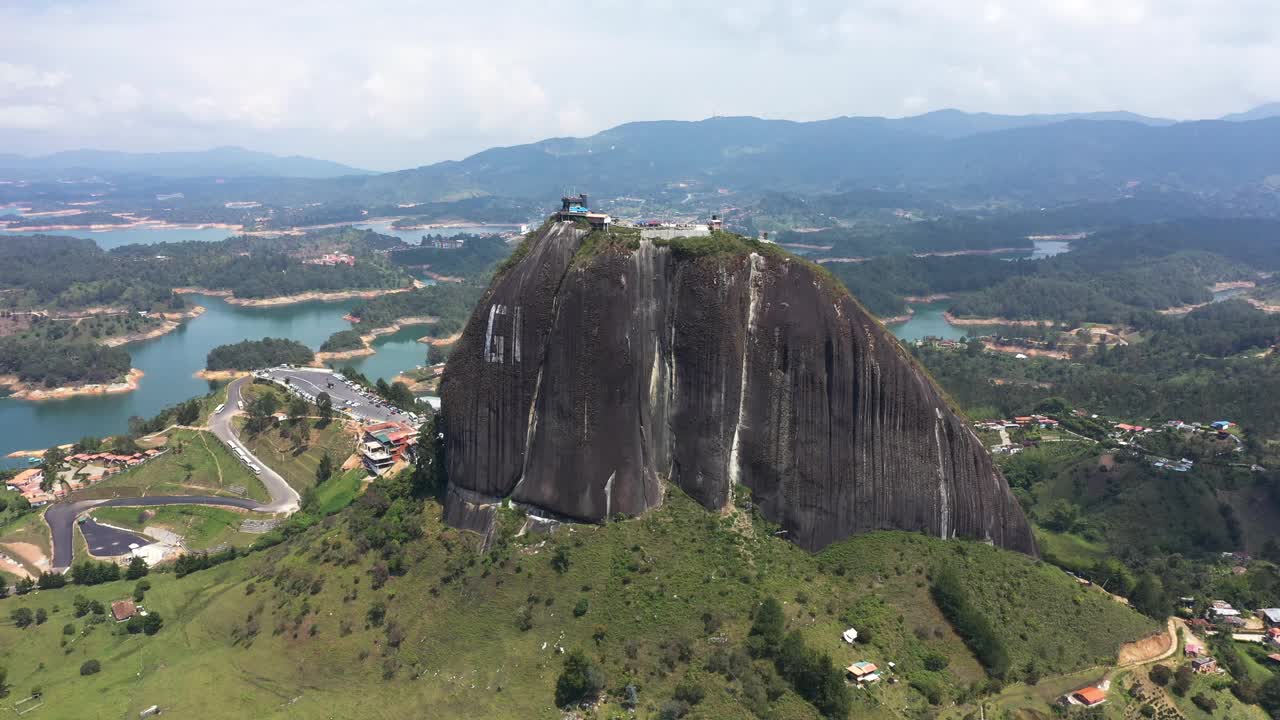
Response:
[206,337,313,371]
[930,566,1011,679]
[0,336,131,387]
[914,316,1280,437]
[174,546,241,578]
[0,229,414,312]
[318,329,365,353]
[746,597,851,718]
[345,283,484,338]
[387,235,514,280]
[9,313,165,345]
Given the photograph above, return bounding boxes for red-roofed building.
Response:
[1072,687,1107,707]
[360,421,418,474]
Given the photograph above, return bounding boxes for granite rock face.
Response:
[441,221,1036,554]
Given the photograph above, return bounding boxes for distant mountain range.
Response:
[293,111,1280,207]
[0,146,370,180]
[3,106,1279,212]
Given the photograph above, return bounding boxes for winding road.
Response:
[44,376,300,570]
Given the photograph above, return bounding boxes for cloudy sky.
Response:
[2,0,1277,170]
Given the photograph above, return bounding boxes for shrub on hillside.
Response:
[79,660,101,676]
[555,650,605,708]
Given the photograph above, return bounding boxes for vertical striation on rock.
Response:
[440,220,1037,554]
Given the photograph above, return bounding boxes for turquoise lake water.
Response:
[0,294,432,468]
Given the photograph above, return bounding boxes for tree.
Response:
[1149,664,1172,686]
[1258,674,1280,719]
[34,608,47,625]
[0,665,8,699]
[1042,499,1080,532]
[291,420,311,449]
[1173,665,1193,696]
[748,597,786,655]
[316,392,333,422]
[40,445,65,491]
[10,608,34,628]
[555,650,605,708]
[315,452,334,485]
[288,396,308,423]
[14,577,34,595]
[79,660,101,676]
[143,607,165,630]
[1131,573,1169,619]
[36,571,66,589]
[175,399,200,426]
[125,555,149,580]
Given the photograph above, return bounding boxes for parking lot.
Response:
[256,367,425,428]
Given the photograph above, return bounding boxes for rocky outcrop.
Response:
[440,221,1036,554]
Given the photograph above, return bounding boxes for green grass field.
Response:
[1035,528,1110,574]
[0,487,1158,720]
[71,428,268,503]
[312,468,366,516]
[89,505,278,551]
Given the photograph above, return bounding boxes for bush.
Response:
[573,598,589,618]
[79,659,101,676]
[555,650,605,708]
[1173,665,1194,696]
[657,700,691,720]
[10,608,34,629]
[673,675,706,705]
[1191,694,1217,713]
[125,556,149,580]
[924,653,950,671]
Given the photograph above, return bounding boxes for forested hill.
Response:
[829,218,1280,322]
[0,228,413,310]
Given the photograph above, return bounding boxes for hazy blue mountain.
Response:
[1221,102,1280,122]
[0,146,369,179]
[345,114,1280,204]
[892,108,1175,137]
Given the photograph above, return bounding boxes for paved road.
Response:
[45,495,263,570]
[211,376,302,514]
[258,366,423,427]
[44,375,302,570]
[79,517,152,557]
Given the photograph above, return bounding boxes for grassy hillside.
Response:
[0,485,1155,719]
[70,428,267,503]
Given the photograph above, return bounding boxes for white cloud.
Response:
[0,0,1276,169]
[0,104,62,129]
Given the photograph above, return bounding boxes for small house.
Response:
[1260,608,1280,627]
[1184,644,1203,658]
[841,628,858,644]
[1071,687,1107,707]
[1266,654,1280,666]
[846,661,879,683]
[111,600,138,623]
[1191,657,1218,674]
